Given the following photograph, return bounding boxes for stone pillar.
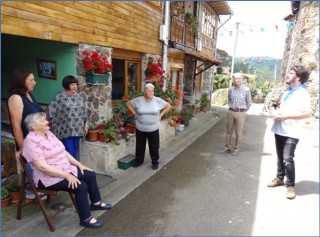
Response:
[77,44,113,126]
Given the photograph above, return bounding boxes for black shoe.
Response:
[152,164,159,170]
[90,201,113,211]
[80,217,103,228]
[132,161,142,167]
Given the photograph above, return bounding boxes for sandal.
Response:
[90,201,113,211]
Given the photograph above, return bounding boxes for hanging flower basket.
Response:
[85,72,110,85]
[82,49,113,85]
[144,56,164,83]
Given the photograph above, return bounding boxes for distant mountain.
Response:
[221,56,282,82]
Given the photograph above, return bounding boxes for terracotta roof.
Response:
[206,1,232,15]
[216,48,230,57]
[185,51,222,65]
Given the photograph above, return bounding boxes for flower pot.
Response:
[86,130,99,142]
[1,195,11,208]
[126,124,136,134]
[201,105,209,113]
[98,131,105,142]
[145,74,161,83]
[10,191,20,204]
[85,72,110,85]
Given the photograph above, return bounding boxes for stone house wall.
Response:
[77,43,113,126]
[281,1,319,116]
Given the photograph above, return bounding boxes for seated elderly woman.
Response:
[22,112,112,228]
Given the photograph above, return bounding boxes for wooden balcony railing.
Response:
[169,15,196,50]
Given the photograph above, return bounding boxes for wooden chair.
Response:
[17,156,78,232]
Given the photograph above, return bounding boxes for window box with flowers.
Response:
[144,56,164,82]
[82,50,113,85]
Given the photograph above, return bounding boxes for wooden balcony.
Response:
[169,15,196,50]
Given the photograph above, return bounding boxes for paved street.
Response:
[2,105,318,236]
[77,105,319,236]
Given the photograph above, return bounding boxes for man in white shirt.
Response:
[267,65,312,200]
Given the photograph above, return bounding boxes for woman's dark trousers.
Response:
[38,169,101,222]
[135,129,160,165]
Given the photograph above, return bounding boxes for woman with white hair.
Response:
[126,83,171,170]
[22,112,112,228]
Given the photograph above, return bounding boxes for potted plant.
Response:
[96,122,108,142]
[185,12,199,35]
[200,92,210,112]
[144,56,164,82]
[7,184,20,203]
[112,99,135,126]
[1,187,11,208]
[82,49,113,84]
[103,116,130,145]
[102,125,119,145]
[179,108,194,127]
[86,124,99,142]
[171,1,184,17]
[193,99,201,113]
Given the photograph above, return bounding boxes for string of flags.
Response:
[219,17,317,37]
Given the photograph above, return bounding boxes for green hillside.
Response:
[221,56,282,82]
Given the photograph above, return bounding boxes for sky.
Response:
[216,1,292,59]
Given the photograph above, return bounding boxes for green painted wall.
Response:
[1,34,77,104]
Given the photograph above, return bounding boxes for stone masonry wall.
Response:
[268,1,319,117]
[282,2,319,116]
[77,44,113,126]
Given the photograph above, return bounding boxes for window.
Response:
[112,59,141,101]
[201,3,217,49]
[169,69,180,90]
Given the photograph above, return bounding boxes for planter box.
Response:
[80,121,174,174]
[117,154,136,170]
[85,72,110,85]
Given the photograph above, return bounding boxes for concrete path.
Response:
[77,104,319,236]
[1,105,222,236]
[2,104,318,236]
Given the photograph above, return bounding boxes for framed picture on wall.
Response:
[37,59,57,80]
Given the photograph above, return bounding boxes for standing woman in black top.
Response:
[7,68,44,197]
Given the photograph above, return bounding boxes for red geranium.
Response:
[144,56,164,77]
[82,50,113,74]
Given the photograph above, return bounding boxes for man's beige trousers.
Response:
[225,110,246,150]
